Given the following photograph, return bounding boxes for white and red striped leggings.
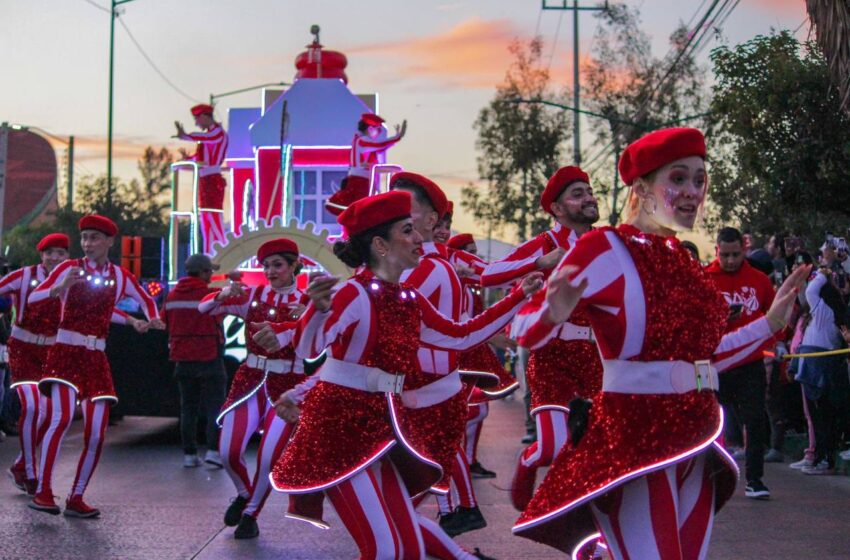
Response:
[219,391,267,498]
[521,408,569,469]
[12,384,47,480]
[243,408,295,518]
[589,453,716,560]
[464,402,488,464]
[327,459,478,560]
[200,211,226,255]
[37,383,110,498]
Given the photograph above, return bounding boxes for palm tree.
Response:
[806,0,850,115]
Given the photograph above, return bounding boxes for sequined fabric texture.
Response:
[459,343,516,395]
[527,338,602,412]
[9,341,50,384]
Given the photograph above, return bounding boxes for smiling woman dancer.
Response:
[511,128,808,560]
[257,190,541,560]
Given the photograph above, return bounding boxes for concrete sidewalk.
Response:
[1,396,848,559]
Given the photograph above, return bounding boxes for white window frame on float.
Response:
[291,167,347,235]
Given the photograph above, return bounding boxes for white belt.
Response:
[602,359,718,395]
[320,357,405,395]
[56,329,106,352]
[401,370,462,409]
[11,326,56,346]
[558,322,595,342]
[246,353,297,375]
[199,166,222,177]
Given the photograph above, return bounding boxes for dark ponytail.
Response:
[333,217,408,268]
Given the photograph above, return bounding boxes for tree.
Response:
[462,38,570,241]
[807,1,850,116]
[582,3,710,224]
[4,147,175,267]
[706,31,850,241]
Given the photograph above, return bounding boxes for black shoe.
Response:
[441,505,487,537]
[437,510,456,532]
[469,462,497,479]
[521,433,536,444]
[224,495,249,526]
[473,548,497,560]
[234,514,259,539]
[744,480,771,500]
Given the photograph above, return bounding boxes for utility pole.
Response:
[107,0,136,212]
[541,1,608,165]
[0,123,9,249]
[68,135,75,209]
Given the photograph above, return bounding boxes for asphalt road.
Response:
[1,396,848,559]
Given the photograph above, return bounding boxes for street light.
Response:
[107,0,137,213]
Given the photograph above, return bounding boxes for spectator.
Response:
[164,254,227,468]
[766,233,788,285]
[793,254,850,475]
[705,227,776,499]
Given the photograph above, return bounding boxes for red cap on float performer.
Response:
[389,172,449,218]
[360,113,385,128]
[338,191,412,236]
[190,104,214,117]
[447,233,475,251]
[78,214,118,237]
[37,233,70,252]
[618,127,706,186]
[540,166,590,215]
[257,239,300,263]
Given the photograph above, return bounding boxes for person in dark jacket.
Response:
[165,254,226,468]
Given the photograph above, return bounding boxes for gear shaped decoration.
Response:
[209,217,351,278]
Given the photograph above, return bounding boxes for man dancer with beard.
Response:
[480,166,604,511]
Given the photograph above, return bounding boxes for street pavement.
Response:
[1,396,849,559]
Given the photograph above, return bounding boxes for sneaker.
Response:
[7,465,26,492]
[789,457,815,470]
[744,480,771,500]
[521,433,536,444]
[204,450,223,469]
[224,495,249,527]
[839,449,850,461]
[183,454,202,468]
[510,454,537,511]
[234,514,260,539]
[764,449,784,463]
[469,461,497,479]
[802,460,835,476]
[438,510,456,532]
[440,505,487,537]
[28,493,61,515]
[24,479,39,496]
[63,495,101,518]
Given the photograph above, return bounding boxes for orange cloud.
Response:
[47,136,182,163]
[748,0,807,17]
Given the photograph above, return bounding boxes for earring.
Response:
[641,194,657,216]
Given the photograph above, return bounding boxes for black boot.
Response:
[441,505,487,536]
[224,495,249,526]
[234,513,259,539]
[469,461,497,479]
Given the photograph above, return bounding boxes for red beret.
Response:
[448,233,475,251]
[78,214,118,237]
[325,176,370,216]
[540,166,590,215]
[257,238,299,263]
[191,104,214,117]
[390,172,448,218]
[36,233,70,252]
[361,113,385,127]
[618,127,706,186]
[339,191,412,236]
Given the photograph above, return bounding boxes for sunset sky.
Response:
[4,0,808,242]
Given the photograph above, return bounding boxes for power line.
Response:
[80,0,110,13]
[546,11,565,74]
[117,17,202,103]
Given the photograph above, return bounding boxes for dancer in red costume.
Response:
[481,166,603,512]
[28,215,162,517]
[326,113,407,217]
[391,174,491,538]
[175,104,230,254]
[258,191,541,560]
[512,128,808,559]
[1,234,69,496]
[198,238,307,539]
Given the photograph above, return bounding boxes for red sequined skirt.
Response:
[39,343,115,402]
[217,364,265,424]
[8,338,50,386]
[198,173,225,209]
[271,382,443,502]
[264,371,306,404]
[459,344,518,399]
[513,391,737,553]
[527,339,602,415]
